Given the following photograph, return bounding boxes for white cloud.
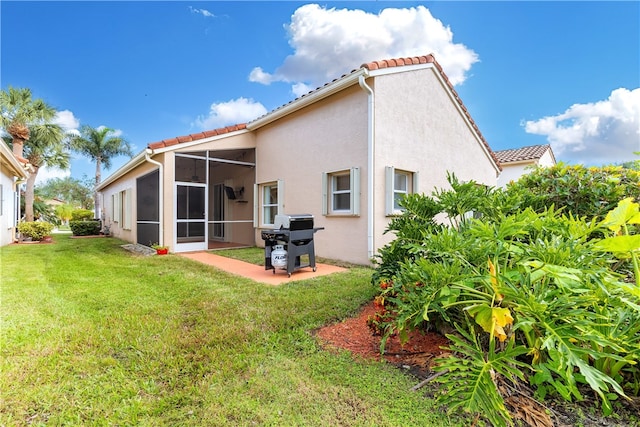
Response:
[54,110,80,133]
[524,88,640,165]
[249,4,478,94]
[188,6,215,18]
[193,97,268,130]
[248,67,274,85]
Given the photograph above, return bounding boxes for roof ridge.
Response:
[494,143,550,153]
[148,123,247,150]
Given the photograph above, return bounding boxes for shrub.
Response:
[17,221,54,241]
[69,220,101,236]
[71,209,95,221]
[505,162,640,219]
[372,174,639,425]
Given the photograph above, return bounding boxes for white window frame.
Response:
[385,166,419,216]
[112,189,132,229]
[254,180,284,227]
[322,167,360,216]
[112,193,121,223]
[121,189,132,230]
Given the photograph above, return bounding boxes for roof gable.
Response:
[494,144,553,165]
[361,54,500,169]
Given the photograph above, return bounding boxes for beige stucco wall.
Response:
[496,149,555,188]
[254,86,370,264]
[372,67,500,250]
[1,143,27,246]
[0,167,19,246]
[497,162,534,187]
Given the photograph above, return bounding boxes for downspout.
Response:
[13,176,25,241]
[145,148,164,246]
[358,72,375,260]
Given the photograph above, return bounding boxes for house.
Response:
[96,54,502,265]
[0,140,29,246]
[495,144,556,187]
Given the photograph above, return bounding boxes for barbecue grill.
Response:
[261,214,324,277]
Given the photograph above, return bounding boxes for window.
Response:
[322,168,360,216]
[254,180,283,227]
[112,189,132,230]
[385,167,419,216]
[112,193,121,223]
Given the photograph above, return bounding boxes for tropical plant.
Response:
[594,197,640,287]
[69,125,132,218]
[0,87,53,158]
[372,174,640,425]
[54,204,74,225]
[0,87,70,221]
[19,189,59,224]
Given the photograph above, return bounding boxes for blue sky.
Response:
[2,1,639,185]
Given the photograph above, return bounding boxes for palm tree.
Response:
[0,86,57,159]
[0,86,70,221]
[70,125,132,219]
[19,125,70,221]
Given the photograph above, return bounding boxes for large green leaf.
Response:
[600,197,640,232]
[594,235,640,254]
[434,326,529,427]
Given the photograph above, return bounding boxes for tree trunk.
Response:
[12,138,24,159]
[94,158,102,219]
[25,167,38,222]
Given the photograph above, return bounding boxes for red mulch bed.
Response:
[315,301,450,377]
[316,301,640,427]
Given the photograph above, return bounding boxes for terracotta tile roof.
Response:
[494,144,551,164]
[145,54,500,171]
[147,123,247,150]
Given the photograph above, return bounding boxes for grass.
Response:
[1,235,462,426]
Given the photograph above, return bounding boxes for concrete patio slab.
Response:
[179,251,347,285]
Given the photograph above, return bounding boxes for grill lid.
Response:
[274,214,314,230]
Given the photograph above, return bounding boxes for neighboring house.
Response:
[0,140,29,246]
[495,144,556,187]
[45,198,66,208]
[96,54,502,265]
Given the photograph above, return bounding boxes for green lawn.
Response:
[1,235,460,426]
